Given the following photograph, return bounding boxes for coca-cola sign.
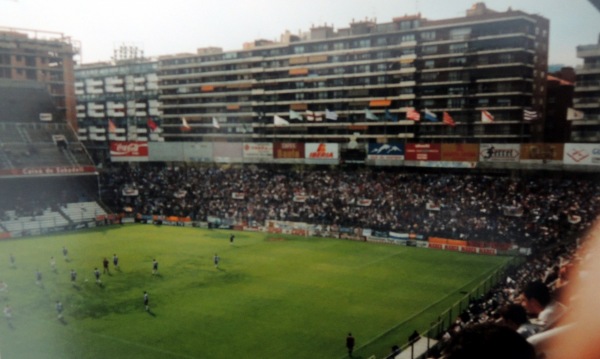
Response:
[110,141,149,162]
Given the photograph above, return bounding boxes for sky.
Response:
[0,0,598,67]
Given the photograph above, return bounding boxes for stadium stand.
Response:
[99,163,599,248]
[0,80,104,238]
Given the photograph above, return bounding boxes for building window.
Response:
[424,60,435,69]
[421,31,436,41]
[448,87,465,95]
[401,34,415,42]
[448,72,463,81]
[293,46,305,54]
[499,54,514,63]
[314,44,328,52]
[449,57,467,66]
[478,98,489,106]
[376,38,388,46]
[423,99,435,107]
[497,98,511,107]
[422,45,438,55]
[449,43,468,53]
[421,72,438,81]
[333,42,347,51]
[353,39,371,48]
[448,98,465,108]
[449,27,471,40]
[400,21,412,30]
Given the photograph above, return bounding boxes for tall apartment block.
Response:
[0,27,78,127]
[572,34,600,142]
[157,3,549,146]
[74,57,161,160]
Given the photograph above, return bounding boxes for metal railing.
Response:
[390,256,523,359]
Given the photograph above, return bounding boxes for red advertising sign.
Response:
[273,142,305,159]
[405,143,441,161]
[110,141,149,162]
[441,143,479,162]
[0,166,97,177]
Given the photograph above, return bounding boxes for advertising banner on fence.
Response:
[183,142,213,162]
[563,143,600,166]
[0,166,97,177]
[479,143,520,162]
[367,142,405,160]
[405,143,441,161]
[149,142,184,161]
[243,142,273,162]
[520,143,564,164]
[273,142,305,163]
[305,143,339,164]
[213,142,243,163]
[441,143,479,162]
[110,141,149,162]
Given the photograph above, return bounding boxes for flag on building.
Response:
[365,108,379,121]
[274,115,290,126]
[424,109,438,122]
[212,117,221,129]
[306,110,323,122]
[289,109,303,121]
[325,108,338,121]
[406,108,421,121]
[566,107,584,121]
[108,119,117,133]
[523,109,539,121]
[384,109,398,122]
[481,110,494,123]
[181,117,191,131]
[147,118,159,132]
[443,112,456,126]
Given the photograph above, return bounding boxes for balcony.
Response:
[575,80,600,92]
[577,44,600,58]
[575,63,600,75]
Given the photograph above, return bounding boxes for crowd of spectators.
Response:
[100,163,600,248]
[425,216,600,359]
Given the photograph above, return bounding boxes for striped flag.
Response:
[424,109,438,122]
[443,112,456,127]
[406,108,421,121]
[481,110,494,123]
[523,109,539,121]
[306,110,323,122]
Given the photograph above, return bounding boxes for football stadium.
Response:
[1,2,600,358]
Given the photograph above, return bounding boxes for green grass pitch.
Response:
[0,225,510,359]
